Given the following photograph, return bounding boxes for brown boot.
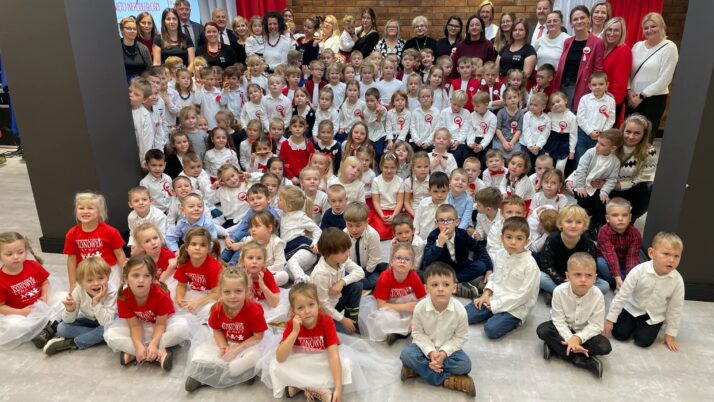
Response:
[443,374,476,397]
[400,365,418,382]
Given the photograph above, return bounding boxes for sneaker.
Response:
[161,347,175,371]
[244,375,258,386]
[385,333,401,346]
[185,377,204,393]
[574,355,603,378]
[469,276,486,293]
[285,386,302,398]
[443,374,476,397]
[361,289,372,297]
[544,293,552,307]
[31,323,55,349]
[304,387,332,402]
[542,342,551,360]
[400,365,418,382]
[43,337,77,356]
[456,282,479,299]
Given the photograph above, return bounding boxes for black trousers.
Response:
[611,309,663,348]
[537,320,612,362]
[625,94,668,141]
[587,182,653,225]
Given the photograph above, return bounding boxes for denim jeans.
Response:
[575,128,597,163]
[540,271,610,295]
[333,282,363,334]
[596,257,627,290]
[57,317,105,349]
[360,263,387,291]
[400,343,471,386]
[465,302,521,339]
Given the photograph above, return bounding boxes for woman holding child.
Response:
[353,8,380,57]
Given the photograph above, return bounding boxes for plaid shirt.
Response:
[597,224,642,278]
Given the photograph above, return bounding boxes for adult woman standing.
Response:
[590,1,611,38]
[602,17,632,122]
[260,12,293,71]
[479,1,499,41]
[232,16,250,47]
[136,12,157,62]
[319,15,341,55]
[590,114,657,221]
[153,8,194,66]
[120,18,151,81]
[451,15,496,77]
[435,16,463,59]
[404,16,437,54]
[626,13,678,140]
[497,19,536,79]
[298,17,321,72]
[552,6,604,112]
[493,12,516,52]
[375,20,405,61]
[353,8,380,57]
[536,11,570,70]
[195,22,238,70]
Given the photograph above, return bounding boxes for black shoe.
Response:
[385,333,399,346]
[542,342,551,360]
[456,282,479,299]
[245,375,258,385]
[161,347,175,371]
[185,377,204,393]
[32,323,55,349]
[43,337,77,356]
[544,293,552,307]
[574,355,603,378]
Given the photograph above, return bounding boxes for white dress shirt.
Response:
[576,93,616,136]
[344,225,382,273]
[410,107,440,145]
[468,109,497,148]
[486,250,540,321]
[261,93,292,128]
[310,257,365,321]
[435,108,471,143]
[412,296,469,357]
[522,111,552,148]
[140,173,173,213]
[551,282,605,343]
[280,210,322,245]
[127,206,167,247]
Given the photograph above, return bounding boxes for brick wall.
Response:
[286,0,688,48]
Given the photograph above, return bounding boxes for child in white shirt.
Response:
[467,92,497,161]
[435,90,471,166]
[193,68,222,130]
[522,93,552,165]
[409,86,439,152]
[575,72,615,161]
[261,74,292,129]
[140,150,173,213]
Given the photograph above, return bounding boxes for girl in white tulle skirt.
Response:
[0,232,65,350]
[240,241,289,324]
[184,267,277,392]
[260,283,401,401]
[173,228,223,324]
[104,256,189,369]
[359,244,427,344]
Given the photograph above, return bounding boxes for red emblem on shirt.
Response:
[559,121,567,134]
[355,109,364,120]
[215,95,221,103]
[398,116,406,130]
[454,116,463,129]
[537,124,546,132]
[425,114,433,124]
[255,111,262,119]
[313,204,322,214]
[510,121,518,135]
[277,104,285,118]
[599,105,609,119]
[162,182,173,196]
[238,192,248,201]
[480,121,488,134]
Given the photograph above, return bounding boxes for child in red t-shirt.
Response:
[63,192,126,291]
[0,232,62,350]
[173,227,223,323]
[279,116,315,183]
[239,241,289,324]
[103,255,189,369]
[133,223,177,292]
[184,267,273,392]
[359,244,427,344]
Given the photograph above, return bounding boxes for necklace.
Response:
[414,36,427,51]
[267,33,281,47]
[206,43,221,58]
[122,42,137,57]
[179,91,191,100]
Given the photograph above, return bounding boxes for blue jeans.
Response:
[596,257,627,290]
[360,263,387,291]
[57,317,105,349]
[540,271,611,295]
[400,343,471,386]
[465,303,521,339]
[333,282,363,334]
[575,128,597,163]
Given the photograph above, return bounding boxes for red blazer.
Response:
[552,33,605,111]
[304,79,327,98]
[603,44,633,106]
[451,78,480,112]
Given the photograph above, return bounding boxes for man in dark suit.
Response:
[175,0,202,47]
[421,205,492,297]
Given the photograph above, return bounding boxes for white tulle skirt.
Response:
[358,295,415,342]
[185,325,278,388]
[0,288,66,350]
[179,289,216,323]
[103,315,190,354]
[260,289,290,325]
[259,332,401,398]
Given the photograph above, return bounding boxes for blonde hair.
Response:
[238,240,267,269]
[132,222,164,247]
[321,15,341,40]
[641,12,667,39]
[288,282,320,311]
[567,252,596,272]
[0,231,44,265]
[338,156,363,182]
[279,186,312,217]
[602,17,627,47]
[651,231,683,251]
[75,256,111,283]
[74,192,108,222]
[451,89,467,105]
[556,205,590,232]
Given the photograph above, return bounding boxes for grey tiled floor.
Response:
[1,152,712,401]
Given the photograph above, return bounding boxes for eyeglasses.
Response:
[435,218,457,225]
[392,256,413,263]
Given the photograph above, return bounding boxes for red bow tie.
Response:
[257,163,267,172]
[490,169,505,175]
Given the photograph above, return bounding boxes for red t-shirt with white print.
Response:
[173,256,222,291]
[0,260,49,308]
[281,313,340,351]
[63,222,125,265]
[117,283,175,323]
[208,299,268,343]
[249,268,279,301]
[155,247,175,280]
[373,268,426,302]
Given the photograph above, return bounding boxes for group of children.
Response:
[0,9,686,400]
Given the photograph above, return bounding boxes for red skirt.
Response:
[369,208,395,241]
